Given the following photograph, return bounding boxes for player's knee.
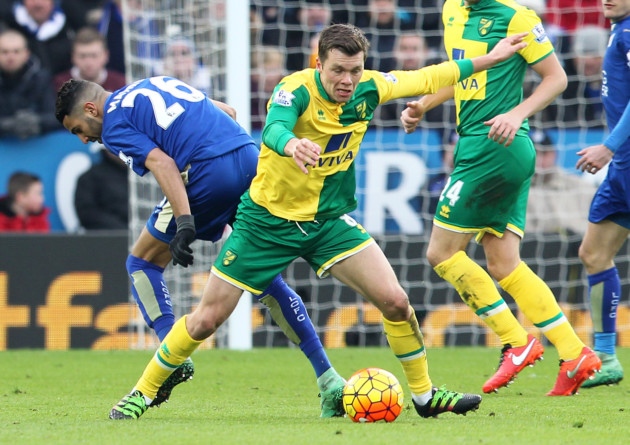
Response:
[426,244,447,268]
[126,254,152,275]
[379,289,411,322]
[578,243,611,272]
[187,307,222,339]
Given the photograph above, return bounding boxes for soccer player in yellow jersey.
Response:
[109,23,527,420]
[401,0,601,395]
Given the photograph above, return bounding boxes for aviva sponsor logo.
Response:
[460,77,480,90]
[222,250,237,266]
[315,150,354,168]
[478,18,494,36]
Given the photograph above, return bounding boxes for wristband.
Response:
[175,214,195,231]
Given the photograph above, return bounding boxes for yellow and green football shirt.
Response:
[250,60,473,221]
[442,0,554,136]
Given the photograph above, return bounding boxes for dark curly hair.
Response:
[55,79,92,124]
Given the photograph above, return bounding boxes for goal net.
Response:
[125,0,629,350]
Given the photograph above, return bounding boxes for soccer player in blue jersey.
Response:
[575,0,630,388]
[94,23,529,421]
[55,76,346,417]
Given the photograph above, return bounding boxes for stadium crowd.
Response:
[0,0,610,233]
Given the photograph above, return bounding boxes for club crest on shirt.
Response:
[222,250,237,266]
[478,18,494,36]
[355,101,367,119]
[272,89,295,107]
[532,23,549,43]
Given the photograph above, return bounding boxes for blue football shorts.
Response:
[146,142,260,243]
[589,161,630,229]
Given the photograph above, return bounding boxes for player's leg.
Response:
[128,227,174,341]
[428,135,545,393]
[483,230,599,395]
[257,274,345,417]
[578,219,627,388]
[189,146,346,414]
[128,205,196,407]
[316,216,481,418]
[428,226,540,393]
[110,273,244,420]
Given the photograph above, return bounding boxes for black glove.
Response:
[169,215,196,267]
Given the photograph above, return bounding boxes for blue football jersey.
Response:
[602,16,630,169]
[102,76,254,176]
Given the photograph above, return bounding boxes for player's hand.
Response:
[576,144,613,174]
[211,99,237,120]
[169,215,196,267]
[489,32,528,63]
[483,111,524,146]
[401,101,425,134]
[285,138,321,174]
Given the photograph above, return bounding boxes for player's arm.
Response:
[145,147,196,267]
[262,85,320,174]
[211,99,237,120]
[485,53,567,146]
[469,32,529,73]
[576,100,630,173]
[401,86,454,134]
[400,33,528,133]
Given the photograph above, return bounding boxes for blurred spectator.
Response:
[0,28,59,139]
[398,0,441,50]
[377,32,456,136]
[251,45,286,130]
[53,26,125,93]
[158,35,211,95]
[0,3,12,26]
[377,32,429,126]
[359,0,398,71]
[545,1,607,37]
[358,0,416,71]
[559,25,609,128]
[0,171,50,232]
[291,0,332,71]
[74,146,128,230]
[97,0,124,74]
[395,32,430,70]
[59,0,105,31]
[126,0,163,76]
[253,0,332,71]
[526,129,597,234]
[5,0,74,75]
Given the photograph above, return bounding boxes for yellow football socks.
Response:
[499,261,584,360]
[135,315,203,399]
[435,251,528,347]
[383,311,432,396]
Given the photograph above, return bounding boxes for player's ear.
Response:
[84,102,98,117]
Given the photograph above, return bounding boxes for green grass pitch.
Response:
[1,347,628,445]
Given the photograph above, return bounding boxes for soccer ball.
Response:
[342,367,404,423]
